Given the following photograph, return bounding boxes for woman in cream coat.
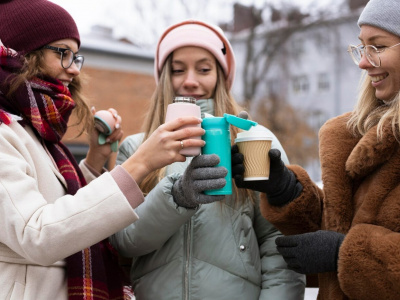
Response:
[0,1,205,299]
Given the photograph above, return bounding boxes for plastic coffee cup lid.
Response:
[235,125,273,143]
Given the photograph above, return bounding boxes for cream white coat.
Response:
[0,118,140,300]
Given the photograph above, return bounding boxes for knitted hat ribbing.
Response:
[155,20,236,90]
[0,0,80,54]
[358,0,400,38]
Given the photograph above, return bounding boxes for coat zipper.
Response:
[184,219,192,300]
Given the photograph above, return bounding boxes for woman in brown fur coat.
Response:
[232,0,400,299]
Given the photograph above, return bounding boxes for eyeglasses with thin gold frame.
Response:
[347,42,400,67]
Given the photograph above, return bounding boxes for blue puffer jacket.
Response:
[110,103,305,300]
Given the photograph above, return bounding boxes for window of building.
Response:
[292,75,309,93]
[292,37,305,56]
[318,73,330,91]
[314,32,330,50]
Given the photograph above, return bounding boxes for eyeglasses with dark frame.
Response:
[43,45,84,70]
[347,42,400,67]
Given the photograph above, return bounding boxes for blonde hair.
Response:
[7,49,93,136]
[347,71,400,140]
[139,54,253,203]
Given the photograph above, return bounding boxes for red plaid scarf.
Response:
[0,45,129,299]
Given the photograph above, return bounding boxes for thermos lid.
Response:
[94,115,113,135]
[201,113,258,130]
[224,113,257,130]
[173,96,196,104]
[201,116,229,130]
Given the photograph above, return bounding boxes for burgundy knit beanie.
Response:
[0,0,80,54]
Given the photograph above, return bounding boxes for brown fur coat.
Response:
[261,112,400,300]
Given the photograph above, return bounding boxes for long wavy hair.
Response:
[347,70,400,140]
[139,54,254,204]
[7,48,93,136]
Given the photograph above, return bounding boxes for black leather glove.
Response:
[275,230,345,274]
[172,154,228,208]
[231,146,302,206]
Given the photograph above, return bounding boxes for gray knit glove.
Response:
[172,154,228,208]
[276,230,345,274]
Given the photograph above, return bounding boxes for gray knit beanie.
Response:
[358,0,400,37]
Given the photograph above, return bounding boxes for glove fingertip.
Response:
[231,144,239,153]
[209,154,221,165]
[269,149,281,161]
[196,153,220,167]
[237,111,249,120]
[275,236,292,247]
[217,178,227,188]
[232,153,244,165]
[232,166,244,179]
[234,174,244,186]
[209,167,228,179]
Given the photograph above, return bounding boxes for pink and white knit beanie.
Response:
[154,19,236,90]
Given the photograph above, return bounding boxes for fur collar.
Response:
[346,122,397,179]
[319,113,399,232]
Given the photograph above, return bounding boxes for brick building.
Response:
[63,26,155,167]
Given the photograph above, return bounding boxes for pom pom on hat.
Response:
[154,20,236,90]
[0,0,80,54]
[358,0,400,38]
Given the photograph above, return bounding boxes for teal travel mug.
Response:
[201,113,257,195]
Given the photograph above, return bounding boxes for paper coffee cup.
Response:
[235,126,273,181]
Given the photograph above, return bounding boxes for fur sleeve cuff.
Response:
[338,224,400,299]
[260,165,322,235]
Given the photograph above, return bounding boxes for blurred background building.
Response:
[64,25,155,166]
[228,0,367,179]
[63,0,368,179]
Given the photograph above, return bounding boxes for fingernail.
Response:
[106,138,111,143]
[115,123,120,129]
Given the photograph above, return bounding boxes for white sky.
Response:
[50,0,339,48]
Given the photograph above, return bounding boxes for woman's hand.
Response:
[172,154,227,208]
[232,147,303,206]
[122,116,205,184]
[86,107,123,173]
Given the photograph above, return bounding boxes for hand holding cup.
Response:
[234,126,273,181]
[232,146,303,207]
